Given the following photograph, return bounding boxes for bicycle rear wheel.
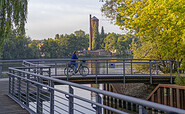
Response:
[64,66,74,77]
[79,66,89,76]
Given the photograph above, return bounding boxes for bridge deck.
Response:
[0,78,29,114]
[53,74,175,84]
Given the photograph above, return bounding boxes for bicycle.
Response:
[64,60,89,77]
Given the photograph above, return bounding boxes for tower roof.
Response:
[92,16,99,20]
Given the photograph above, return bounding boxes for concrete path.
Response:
[0,78,29,114]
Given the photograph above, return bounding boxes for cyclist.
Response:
[70,51,78,73]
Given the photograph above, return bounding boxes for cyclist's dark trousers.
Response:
[72,63,78,71]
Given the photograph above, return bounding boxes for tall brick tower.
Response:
[89,14,99,50]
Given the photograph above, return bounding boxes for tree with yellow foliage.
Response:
[102,0,185,70]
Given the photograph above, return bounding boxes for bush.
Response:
[174,74,185,86]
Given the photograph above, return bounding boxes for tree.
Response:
[55,34,59,39]
[29,40,42,58]
[92,23,99,50]
[100,26,106,49]
[117,35,132,55]
[102,0,185,70]
[104,33,118,52]
[40,38,60,58]
[57,35,71,57]
[2,34,37,60]
[74,30,89,50]
[0,0,27,57]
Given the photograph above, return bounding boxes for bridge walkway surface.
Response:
[0,78,29,114]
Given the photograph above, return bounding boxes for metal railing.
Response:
[7,65,185,114]
[22,58,178,84]
[0,59,24,78]
[147,84,185,110]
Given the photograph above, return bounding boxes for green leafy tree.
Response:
[100,26,106,49]
[29,40,42,58]
[92,23,99,50]
[57,35,71,57]
[2,34,37,60]
[0,0,27,57]
[104,33,118,52]
[117,35,132,55]
[74,30,89,50]
[40,38,60,58]
[55,34,59,39]
[102,0,185,70]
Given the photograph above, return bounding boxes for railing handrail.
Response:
[8,67,185,113]
[22,58,176,62]
[146,84,185,100]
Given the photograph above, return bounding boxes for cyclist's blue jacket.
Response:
[70,54,78,64]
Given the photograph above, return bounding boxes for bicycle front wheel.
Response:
[79,66,89,76]
[64,67,74,77]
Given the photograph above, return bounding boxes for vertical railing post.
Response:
[69,86,74,114]
[50,80,54,114]
[26,73,30,107]
[66,62,69,81]
[106,60,108,75]
[12,70,15,96]
[156,61,158,75]
[123,60,125,84]
[176,88,180,108]
[9,69,12,95]
[170,61,172,83]
[130,60,132,75]
[96,60,98,84]
[177,61,180,74]
[40,68,43,84]
[40,68,43,75]
[18,71,21,101]
[96,93,102,114]
[49,67,51,77]
[36,77,42,113]
[0,62,2,78]
[139,105,147,114]
[55,62,57,76]
[149,60,152,84]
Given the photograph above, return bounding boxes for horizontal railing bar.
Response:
[73,102,96,112]
[55,94,68,101]
[54,104,68,113]
[39,93,50,100]
[73,108,86,114]
[54,110,62,114]
[42,108,50,113]
[13,66,51,69]
[158,84,185,89]
[29,103,36,109]
[24,58,176,62]
[55,100,68,107]
[42,103,50,109]
[54,108,65,114]
[0,60,23,62]
[40,88,50,94]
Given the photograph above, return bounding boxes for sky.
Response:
[25,0,124,40]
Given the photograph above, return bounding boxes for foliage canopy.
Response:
[101,0,185,69]
[0,0,27,56]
